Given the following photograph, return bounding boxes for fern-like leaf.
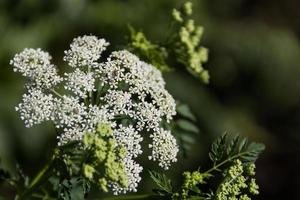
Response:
[208,133,265,168]
[149,171,173,194]
[208,134,227,165]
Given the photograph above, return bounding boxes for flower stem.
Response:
[104,194,160,200]
[204,151,249,175]
[88,66,93,102]
[50,89,63,98]
[16,149,58,200]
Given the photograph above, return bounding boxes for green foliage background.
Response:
[0,0,300,199]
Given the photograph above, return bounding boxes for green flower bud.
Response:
[240,194,251,200]
[97,123,113,136]
[84,164,95,180]
[216,160,260,200]
[249,178,259,195]
[99,178,108,193]
[95,149,107,162]
[94,137,107,150]
[118,147,127,158]
[246,163,256,176]
[186,20,195,32]
[183,1,193,15]
[172,9,183,22]
[200,70,209,84]
[83,132,94,147]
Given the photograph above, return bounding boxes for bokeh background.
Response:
[0,0,300,199]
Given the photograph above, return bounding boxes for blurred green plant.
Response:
[0,1,267,200]
[128,1,209,83]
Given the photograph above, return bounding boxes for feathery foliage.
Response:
[149,171,173,195]
[148,133,265,200]
[209,133,265,166]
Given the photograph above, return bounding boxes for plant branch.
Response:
[50,89,63,98]
[16,149,59,200]
[204,151,249,175]
[104,194,161,200]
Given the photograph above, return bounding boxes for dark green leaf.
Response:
[209,133,227,164]
[240,143,265,162]
[226,135,239,156]
[149,171,172,194]
[177,104,197,121]
[177,119,199,134]
[209,133,265,166]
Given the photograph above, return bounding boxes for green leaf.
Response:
[52,177,87,200]
[240,142,265,163]
[0,195,8,200]
[208,133,227,164]
[176,103,197,121]
[226,135,239,156]
[238,138,248,152]
[209,133,265,166]
[149,171,173,194]
[180,134,196,145]
[177,119,199,134]
[65,178,84,200]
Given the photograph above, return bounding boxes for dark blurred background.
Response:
[0,0,300,199]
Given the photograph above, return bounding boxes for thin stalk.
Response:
[204,151,249,175]
[104,194,159,200]
[95,80,106,106]
[32,193,56,200]
[88,66,92,103]
[17,149,58,200]
[50,89,63,98]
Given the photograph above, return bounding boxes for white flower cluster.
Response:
[64,68,95,98]
[149,129,179,170]
[11,35,178,194]
[10,48,62,88]
[15,87,56,127]
[63,35,109,67]
[110,158,143,195]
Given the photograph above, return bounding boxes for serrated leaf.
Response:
[181,134,196,144]
[238,138,248,152]
[240,143,265,162]
[177,104,197,121]
[190,185,201,194]
[226,135,239,156]
[209,133,265,167]
[177,119,199,134]
[209,133,227,163]
[49,176,60,191]
[149,171,172,194]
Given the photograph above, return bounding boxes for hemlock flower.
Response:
[216,160,260,200]
[10,48,62,88]
[63,35,109,68]
[64,68,96,98]
[149,129,179,170]
[11,35,179,194]
[15,87,57,127]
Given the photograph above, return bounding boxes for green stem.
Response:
[88,66,93,103]
[32,193,56,200]
[104,194,160,200]
[17,149,58,200]
[204,151,249,175]
[95,81,105,106]
[50,89,63,98]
